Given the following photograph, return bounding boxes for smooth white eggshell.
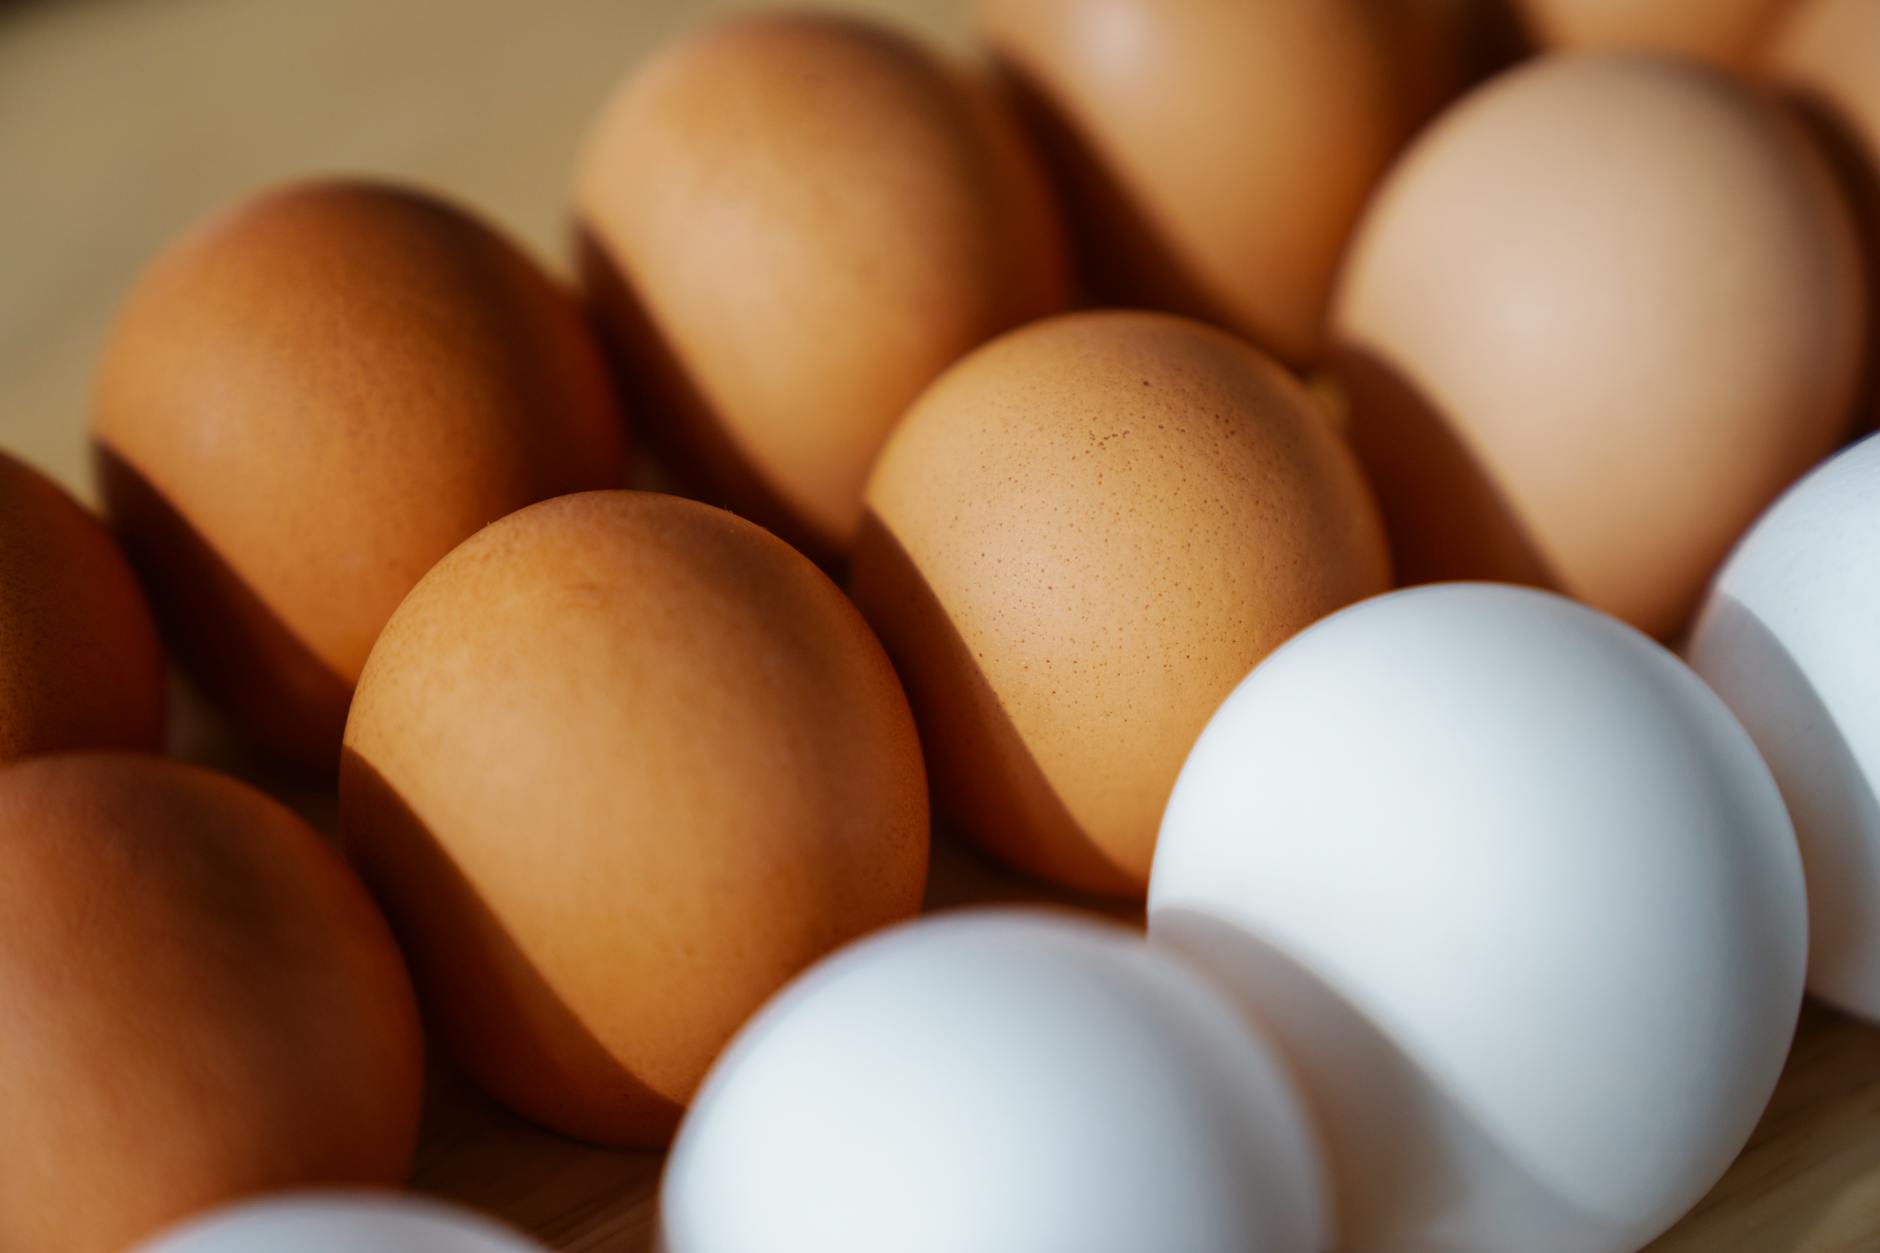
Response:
[1688,433,1880,1018]
[128,1194,546,1252]
[1149,584,1807,1253]
[660,909,1325,1253]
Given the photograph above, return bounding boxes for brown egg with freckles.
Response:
[93,179,628,771]
[341,491,928,1147]
[0,754,423,1253]
[575,11,1069,565]
[850,310,1390,897]
[0,450,165,759]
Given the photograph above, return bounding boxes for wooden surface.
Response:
[3,0,1878,1248]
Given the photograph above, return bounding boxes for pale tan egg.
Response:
[0,450,165,759]
[0,754,422,1253]
[93,180,628,770]
[574,11,1069,564]
[850,310,1390,897]
[1332,54,1864,639]
[341,491,928,1147]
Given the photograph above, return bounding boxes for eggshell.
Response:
[341,491,928,1146]
[1332,53,1865,639]
[978,0,1463,365]
[849,310,1389,897]
[575,12,1068,563]
[1516,0,1796,66]
[0,449,165,758]
[93,180,628,770]
[131,1194,545,1253]
[0,754,424,1253]
[1149,584,1807,1253]
[662,909,1325,1253]
[1688,434,1880,1019]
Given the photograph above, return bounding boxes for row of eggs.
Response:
[5,0,1880,1250]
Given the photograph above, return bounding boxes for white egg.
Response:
[659,908,1325,1253]
[1687,432,1880,1019]
[128,1193,545,1253]
[1148,584,1806,1253]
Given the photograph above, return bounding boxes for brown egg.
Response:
[1516,0,1797,66]
[574,12,1069,564]
[0,754,422,1253]
[93,180,628,771]
[978,0,1465,366]
[1331,55,1864,640]
[0,451,165,758]
[849,310,1390,897]
[341,491,928,1146]
[1770,0,1880,437]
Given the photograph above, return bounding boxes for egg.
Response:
[977,0,1466,365]
[1688,434,1880,1020]
[661,909,1326,1253]
[93,179,628,770]
[849,310,1388,897]
[341,491,928,1146]
[0,754,423,1253]
[575,11,1069,564]
[1516,0,1797,66]
[1332,53,1865,639]
[0,449,165,759]
[131,1194,545,1253]
[1149,584,1807,1253]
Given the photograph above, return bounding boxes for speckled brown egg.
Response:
[978,0,1470,366]
[0,754,423,1253]
[1516,0,1797,66]
[1331,54,1865,640]
[849,310,1390,897]
[93,180,628,771]
[341,491,928,1147]
[574,12,1069,565]
[0,450,165,759]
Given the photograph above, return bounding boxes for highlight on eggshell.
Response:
[0,448,165,761]
[0,754,424,1253]
[128,1194,548,1253]
[1688,432,1880,1021]
[1149,584,1808,1253]
[661,908,1326,1253]
[1331,51,1866,640]
[340,490,929,1148]
[850,308,1389,898]
[92,178,629,770]
[574,10,1070,564]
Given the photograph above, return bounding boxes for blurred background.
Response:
[0,0,966,496]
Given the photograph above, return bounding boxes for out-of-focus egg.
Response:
[575,12,1068,563]
[1332,54,1864,639]
[0,450,165,758]
[93,180,628,770]
[341,491,928,1146]
[1688,434,1880,1019]
[0,755,423,1253]
[1516,0,1797,66]
[978,0,1469,365]
[131,1194,545,1253]
[662,909,1325,1253]
[1150,585,1807,1253]
[850,311,1388,897]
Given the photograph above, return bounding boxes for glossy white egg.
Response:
[1149,584,1807,1253]
[129,1193,545,1253]
[660,909,1325,1253]
[1688,433,1880,1018]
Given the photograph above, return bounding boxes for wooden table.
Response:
[3,0,1875,1247]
